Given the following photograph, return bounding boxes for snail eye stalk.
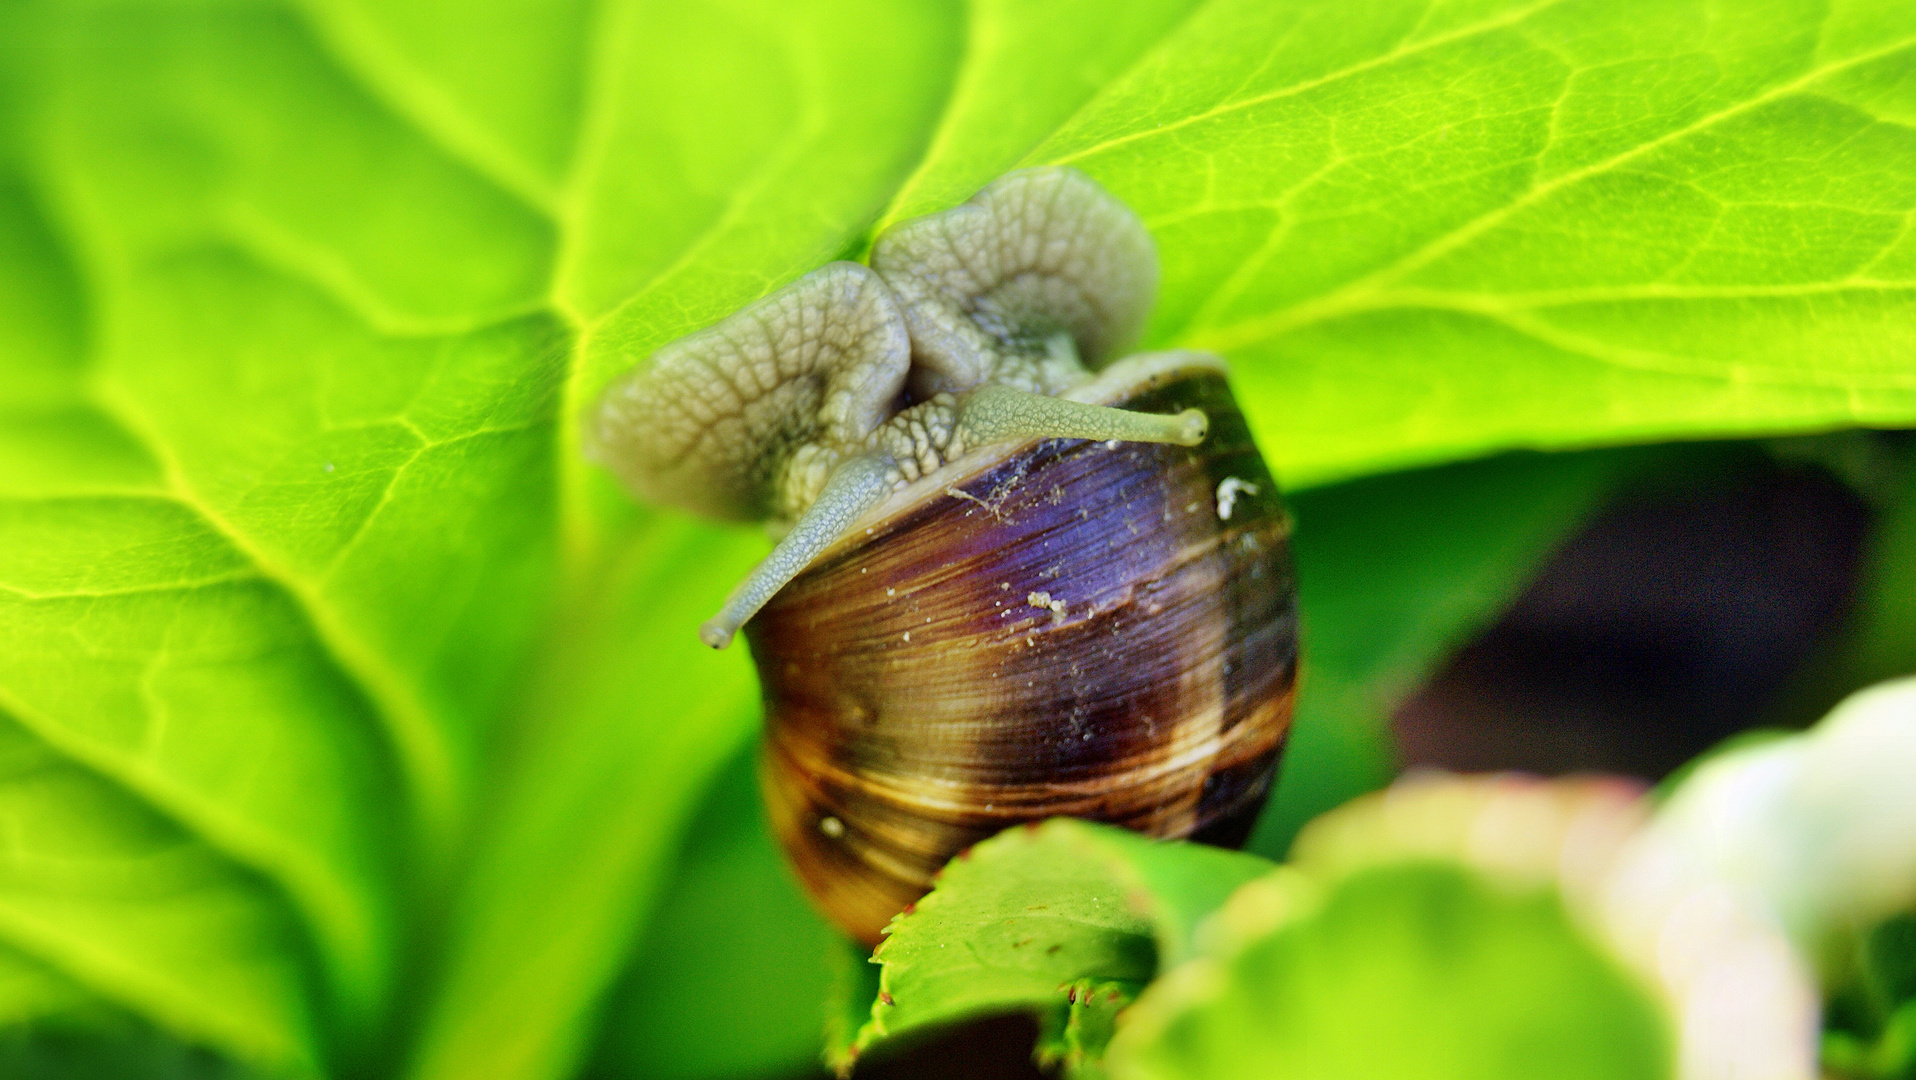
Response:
[958,384,1207,449]
[699,455,895,650]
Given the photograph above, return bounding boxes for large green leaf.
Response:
[1035,0,1916,485]
[0,43,400,1049]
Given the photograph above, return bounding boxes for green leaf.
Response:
[0,946,84,1027]
[1851,456,1916,687]
[404,517,764,1080]
[1865,914,1916,1018]
[1106,864,1670,1080]
[0,69,399,1046]
[1029,0,1916,486]
[833,819,1271,1074]
[0,714,318,1073]
[587,737,839,1080]
[870,0,1205,229]
[1036,977,1136,1080]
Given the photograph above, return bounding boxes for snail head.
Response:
[587,167,1207,648]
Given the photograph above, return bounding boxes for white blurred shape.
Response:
[1597,675,1916,1080]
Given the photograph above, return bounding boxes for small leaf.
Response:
[1865,915,1916,1017]
[1107,864,1670,1080]
[1035,978,1138,1080]
[832,819,1271,1074]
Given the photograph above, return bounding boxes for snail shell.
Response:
[753,352,1296,944]
[589,168,1299,945]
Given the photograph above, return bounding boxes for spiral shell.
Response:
[589,167,1301,944]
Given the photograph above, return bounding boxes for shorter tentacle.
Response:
[700,455,897,649]
[957,384,1207,449]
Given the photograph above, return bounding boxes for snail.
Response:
[590,168,1299,944]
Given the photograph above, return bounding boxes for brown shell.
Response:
[746,359,1298,944]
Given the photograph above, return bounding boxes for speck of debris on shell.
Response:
[1215,476,1260,521]
[902,631,911,642]
[1026,590,1067,618]
[886,587,895,596]
[818,816,845,838]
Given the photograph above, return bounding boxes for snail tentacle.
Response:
[700,454,897,649]
[959,383,1208,448]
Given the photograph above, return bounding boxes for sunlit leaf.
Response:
[1034,0,1916,485]
[1106,864,1668,1080]
[831,819,1270,1075]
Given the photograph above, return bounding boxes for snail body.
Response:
[590,169,1299,944]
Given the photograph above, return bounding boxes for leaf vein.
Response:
[84,385,459,847]
[1268,32,1916,324]
[1047,0,1571,167]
